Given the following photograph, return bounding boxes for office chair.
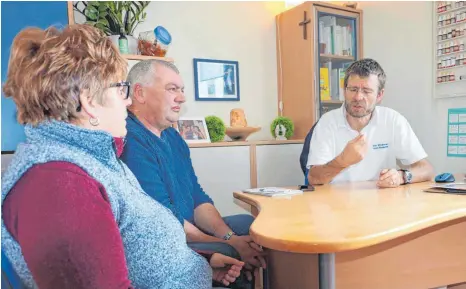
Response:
[1,250,25,289]
[299,121,319,177]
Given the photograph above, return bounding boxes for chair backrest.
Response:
[299,121,319,175]
[304,168,309,185]
[1,250,25,289]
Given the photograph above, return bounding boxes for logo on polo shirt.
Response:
[372,143,389,150]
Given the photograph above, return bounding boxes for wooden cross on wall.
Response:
[299,11,311,40]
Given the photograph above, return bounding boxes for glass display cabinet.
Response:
[276,2,362,139]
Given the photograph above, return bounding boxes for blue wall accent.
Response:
[1,1,68,152]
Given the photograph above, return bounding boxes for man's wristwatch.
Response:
[222,231,235,240]
[399,169,413,185]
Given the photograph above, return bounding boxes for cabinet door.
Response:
[314,5,362,119]
[190,146,252,216]
[256,144,304,188]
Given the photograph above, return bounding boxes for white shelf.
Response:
[436,78,466,85]
[123,54,174,62]
[438,49,466,57]
[437,63,466,71]
[434,4,466,98]
[437,19,466,30]
[319,54,355,61]
[437,5,466,16]
[321,100,344,105]
[437,35,466,44]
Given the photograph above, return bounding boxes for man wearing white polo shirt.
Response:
[307,58,434,187]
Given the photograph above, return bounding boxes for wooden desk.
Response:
[234,181,466,289]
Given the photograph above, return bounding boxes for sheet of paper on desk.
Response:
[423,183,466,195]
[242,187,303,198]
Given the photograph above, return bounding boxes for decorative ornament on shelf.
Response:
[230,108,247,127]
[138,26,172,57]
[344,2,358,9]
[73,1,150,55]
[225,109,261,141]
[274,124,287,140]
[205,115,226,143]
[270,116,294,140]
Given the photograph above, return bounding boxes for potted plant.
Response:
[74,1,150,54]
[205,116,226,143]
[270,116,294,140]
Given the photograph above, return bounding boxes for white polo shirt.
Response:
[306,105,427,183]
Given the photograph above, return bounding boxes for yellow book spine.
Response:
[320,68,330,100]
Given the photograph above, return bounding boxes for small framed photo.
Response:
[193,58,240,101]
[176,117,211,143]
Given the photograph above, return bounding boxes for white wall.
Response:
[132,1,285,140]
[72,1,466,174]
[74,2,284,140]
[360,1,466,174]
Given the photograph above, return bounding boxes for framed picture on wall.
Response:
[193,58,240,101]
[175,117,211,143]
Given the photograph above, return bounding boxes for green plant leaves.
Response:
[108,1,115,11]
[98,4,107,12]
[95,23,106,31]
[85,20,96,26]
[98,18,109,27]
[205,116,226,142]
[84,6,98,20]
[88,1,100,7]
[270,116,294,139]
[75,1,149,36]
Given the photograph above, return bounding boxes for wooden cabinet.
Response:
[276,2,363,139]
[189,140,304,216]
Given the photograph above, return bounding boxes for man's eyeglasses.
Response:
[76,81,131,112]
[345,86,375,97]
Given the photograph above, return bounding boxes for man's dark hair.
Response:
[344,58,386,92]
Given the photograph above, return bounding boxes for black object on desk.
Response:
[299,184,315,192]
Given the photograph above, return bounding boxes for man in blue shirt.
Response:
[121,60,265,287]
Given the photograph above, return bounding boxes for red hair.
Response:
[3,24,127,125]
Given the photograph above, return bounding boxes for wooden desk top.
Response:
[234,181,466,253]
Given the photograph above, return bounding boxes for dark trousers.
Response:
[188,214,260,289]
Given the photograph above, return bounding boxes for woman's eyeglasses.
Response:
[76,81,131,112]
[110,81,131,99]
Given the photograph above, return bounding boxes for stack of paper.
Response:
[423,183,466,195]
[242,187,303,198]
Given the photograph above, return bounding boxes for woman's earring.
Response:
[89,117,100,126]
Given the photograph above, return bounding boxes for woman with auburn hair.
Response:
[1,24,243,289]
